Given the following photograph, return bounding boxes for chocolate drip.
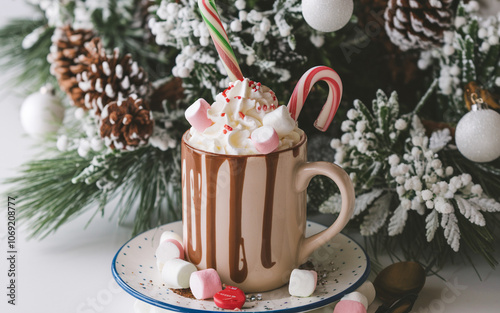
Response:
[205,156,225,270]
[183,146,203,265]
[293,146,300,158]
[261,154,279,269]
[228,158,248,283]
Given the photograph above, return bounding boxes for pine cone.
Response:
[77,38,151,115]
[149,78,185,111]
[384,0,453,51]
[100,95,154,150]
[48,26,95,109]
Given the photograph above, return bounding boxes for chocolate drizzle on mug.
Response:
[182,134,309,289]
[228,158,249,283]
[183,146,203,265]
[261,154,279,269]
[205,156,225,270]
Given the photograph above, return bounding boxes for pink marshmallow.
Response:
[185,98,213,132]
[189,268,223,300]
[251,126,279,154]
[333,300,367,313]
[156,239,184,271]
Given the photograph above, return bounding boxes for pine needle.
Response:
[0,17,54,94]
[3,145,182,239]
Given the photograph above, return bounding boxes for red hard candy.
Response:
[213,286,246,310]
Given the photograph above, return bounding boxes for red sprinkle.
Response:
[226,98,230,103]
[224,124,233,131]
[221,113,225,117]
[263,105,268,111]
[239,112,245,119]
[257,106,261,111]
[223,130,227,134]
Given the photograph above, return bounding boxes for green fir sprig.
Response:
[0,17,54,93]
[5,145,182,238]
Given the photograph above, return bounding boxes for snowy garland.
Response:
[419,1,500,120]
[321,90,500,252]
[148,0,324,99]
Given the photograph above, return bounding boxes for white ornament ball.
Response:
[455,109,500,162]
[20,87,65,138]
[302,0,353,32]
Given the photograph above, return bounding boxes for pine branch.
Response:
[412,79,439,114]
[3,144,183,239]
[0,17,54,94]
[4,150,103,238]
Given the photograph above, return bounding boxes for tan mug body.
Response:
[181,132,354,292]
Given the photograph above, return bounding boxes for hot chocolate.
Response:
[179,0,353,294]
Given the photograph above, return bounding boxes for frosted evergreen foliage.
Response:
[322,90,500,252]
[149,0,319,98]
[328,90,411,191]
[419,1,500,119]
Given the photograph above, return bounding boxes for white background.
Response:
[1,1,500,313]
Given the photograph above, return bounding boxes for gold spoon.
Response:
[373,261,426,313]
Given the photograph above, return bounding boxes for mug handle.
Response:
[295,161,355,264]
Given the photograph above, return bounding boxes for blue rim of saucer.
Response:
[112,221,370,313]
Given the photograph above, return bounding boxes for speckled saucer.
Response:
[112,221,370,313]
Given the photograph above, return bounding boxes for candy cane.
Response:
[287,66,343,132]
[198,0,244,82]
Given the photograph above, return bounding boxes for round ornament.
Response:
[20,85,65,138]
[302,0,354,32]
[455,107,500,163]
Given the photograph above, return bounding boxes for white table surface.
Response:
[1,1,500,313]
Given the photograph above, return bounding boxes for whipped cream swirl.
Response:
[187,78,303,155]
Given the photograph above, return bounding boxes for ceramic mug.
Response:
[181,132,354,292]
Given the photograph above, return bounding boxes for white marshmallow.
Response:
[155,239,184,272]
[356,281,376,305]
[157,231,184,271]
[288,269,318,297]
[161,259,197,289]
[159,231,183,245]
[341,291,368,310]
[263,105,296,137]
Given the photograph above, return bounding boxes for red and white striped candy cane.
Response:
[287,66,343,132]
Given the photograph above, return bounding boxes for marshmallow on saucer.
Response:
[262,105,296,136]
[356,281,376,305]
[159,231,183,245]
[333,291,368,313]
[251,126,279,154]
[161,259,197,289]
[156,239,184,272]
[190,268,223,299]
[185,98,213,132]
[288,269,318,297]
